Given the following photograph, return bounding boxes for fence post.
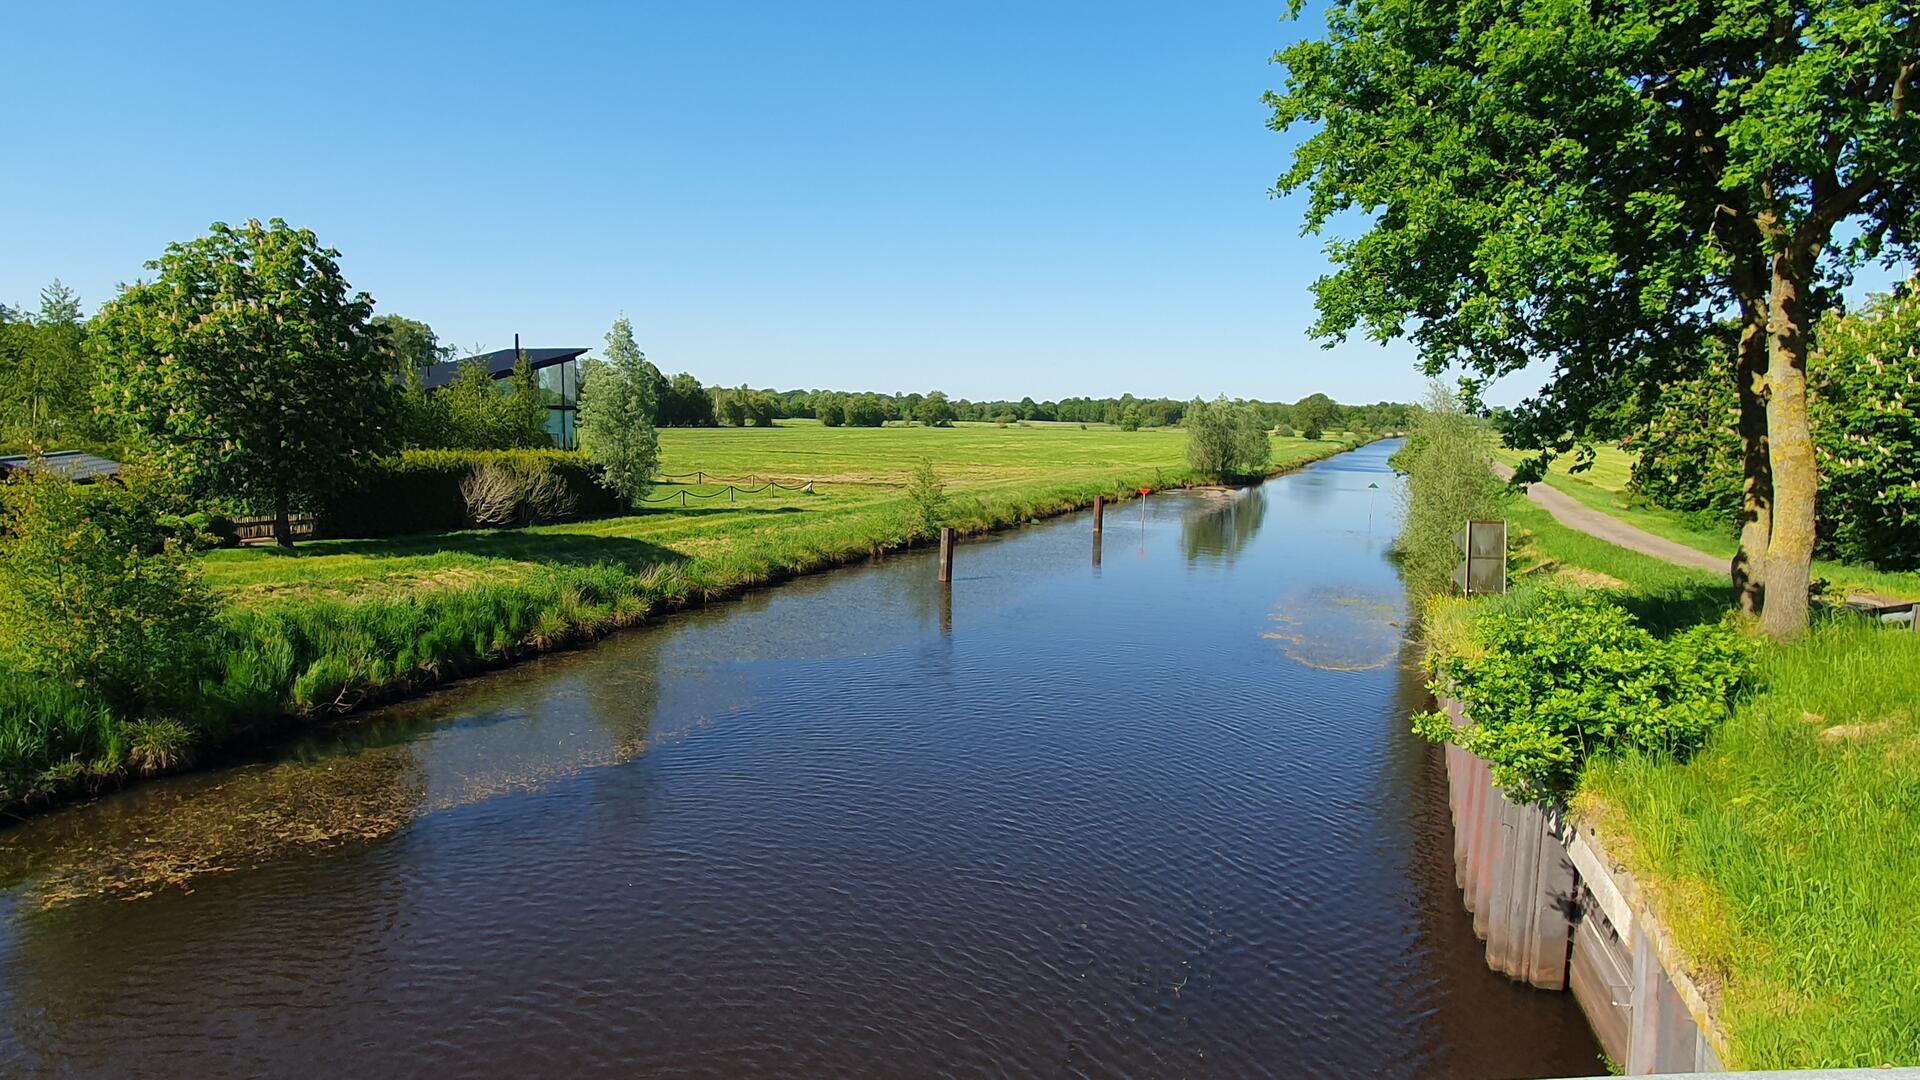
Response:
[938,527,956,583]
[729,485,736,503]
[697,470,703,484]
[1093,495,1105,533]
[680,490,688,508]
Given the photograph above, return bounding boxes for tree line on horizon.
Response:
[2,276,1413,452]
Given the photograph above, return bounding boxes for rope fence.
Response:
[635,474,818,506]
[653,470,818,489]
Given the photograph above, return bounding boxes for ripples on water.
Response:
[0,441,1598,1078]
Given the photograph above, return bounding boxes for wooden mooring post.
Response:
[937,527,956,582]
[1093,495,1104,533]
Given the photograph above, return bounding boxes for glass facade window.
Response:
[537,358,579,449]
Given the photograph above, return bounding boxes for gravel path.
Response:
[1493,463,1728,576]
[1495,464,1919,610]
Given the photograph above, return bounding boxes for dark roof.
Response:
[0,451,122,482]
[419,347,588,391]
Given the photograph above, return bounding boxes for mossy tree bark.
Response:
[1759,251,1817,640]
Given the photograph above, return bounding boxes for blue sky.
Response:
[0,3,1901,406]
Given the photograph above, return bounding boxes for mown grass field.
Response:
[1447,483,1920,1069]
[1493,444,1920,602]
[202,423,1340,604]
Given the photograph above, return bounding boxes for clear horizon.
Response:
[2,2,1907,407]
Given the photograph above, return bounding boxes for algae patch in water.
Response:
[1262,587,1405,672]
[5,747,429,910]
[0,699,713,911]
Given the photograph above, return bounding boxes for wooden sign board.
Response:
[1452,520,1508,597]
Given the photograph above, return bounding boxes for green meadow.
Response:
[202,422,1341,603]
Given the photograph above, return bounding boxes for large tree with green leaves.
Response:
[1293,392,1340,440]
[1185,395,1274,478]
[578,316,661,507]
[89,219,397,545]
[1270,0,1919,638]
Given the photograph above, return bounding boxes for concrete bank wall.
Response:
[1442,698,1728,1075]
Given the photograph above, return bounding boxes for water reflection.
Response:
[1180,486,1268,566]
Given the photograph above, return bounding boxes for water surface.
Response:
[0,440,1599,1077]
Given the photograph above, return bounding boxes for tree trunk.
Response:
[1731,290,1771,616]
[1758,252,1817,640]
[274,485,295,549]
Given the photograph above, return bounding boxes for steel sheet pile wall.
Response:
[1441,697,1728,1075]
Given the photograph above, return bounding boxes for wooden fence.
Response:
[232,513,315,544]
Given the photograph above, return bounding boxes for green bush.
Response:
[0,470,221,798]
[0,470,219,719]
[1413,588,1754,804]
[318,449,621,538]
[1811,284,1920,569]
[1391,384,1509,597]
[904,459,949,540]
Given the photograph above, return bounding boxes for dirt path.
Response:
[1493,463,1729,576]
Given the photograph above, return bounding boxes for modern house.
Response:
[419,346,587,449]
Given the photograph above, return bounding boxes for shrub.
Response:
[905,458,949,540]
[1184,395,1272,478]
[317,449,618,537]
[0,469,218,721]
[1413,588,1754,804]
[1391,383,1508,597]
[459,457,579,527]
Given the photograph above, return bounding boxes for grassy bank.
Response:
[1581,623,1920,1069]
[3,423,1360,813]
[1493,445,1920,602]
[1428,479,1920,1069]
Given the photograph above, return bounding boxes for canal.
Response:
[0,439,1599,1077]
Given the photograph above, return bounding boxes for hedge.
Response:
[317,449,621,539]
